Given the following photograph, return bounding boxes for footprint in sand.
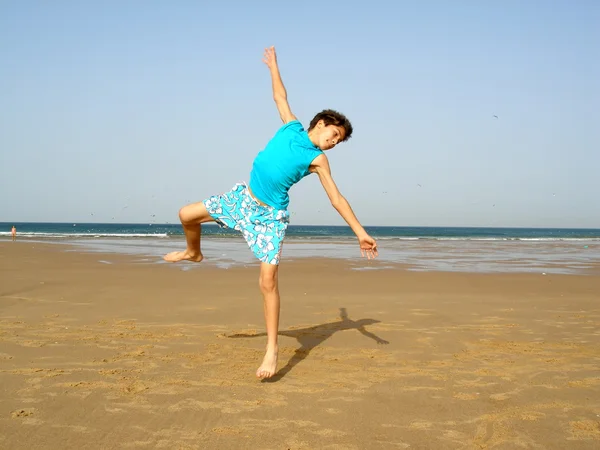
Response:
[11,408,35,418]
[569,420,600,439]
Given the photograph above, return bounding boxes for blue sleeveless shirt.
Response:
[249,121,323,210]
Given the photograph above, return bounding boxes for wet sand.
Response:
[1,241,599,449]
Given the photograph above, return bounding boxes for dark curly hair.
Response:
[307,109,353,142]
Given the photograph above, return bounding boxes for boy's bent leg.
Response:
[164,202,214,262]
[257,262,280,379]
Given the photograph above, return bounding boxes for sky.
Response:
[1,1,598,228]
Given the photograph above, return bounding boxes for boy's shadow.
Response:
[228,307,389,382]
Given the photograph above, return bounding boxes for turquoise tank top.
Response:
[249,121,323,210]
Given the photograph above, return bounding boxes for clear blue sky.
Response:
[1,1,598,227]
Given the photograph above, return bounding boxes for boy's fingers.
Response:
[360,244,379,259]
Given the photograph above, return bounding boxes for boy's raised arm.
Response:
[263,46,297,124]
[310,154,378,259]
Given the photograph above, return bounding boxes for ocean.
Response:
[2,222,599,274]
[2,222,600,241]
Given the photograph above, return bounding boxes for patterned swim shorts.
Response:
[203,183,290,265]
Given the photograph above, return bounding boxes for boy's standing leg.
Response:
[164,202,214,262]
[257,262,280,378]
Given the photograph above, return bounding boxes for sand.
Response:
[1,241,599,449]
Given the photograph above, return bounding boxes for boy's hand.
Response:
[359,234,378,259]
[262,46,278,71]
[262,45,295,123]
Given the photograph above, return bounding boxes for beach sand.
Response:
[1,241,599,449]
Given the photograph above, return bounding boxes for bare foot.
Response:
[163,250,203,263]
[256,347,278,379]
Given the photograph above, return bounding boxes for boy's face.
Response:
[314,120,345,150]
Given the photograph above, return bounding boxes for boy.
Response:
[164,46,378,379]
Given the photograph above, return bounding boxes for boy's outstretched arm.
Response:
[263,46,297,124]
[310,154,378,259]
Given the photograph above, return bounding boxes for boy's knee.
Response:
[178,206,190,223]
[259,272,277,293]
[178,202,211,225]
[179,205,199,224]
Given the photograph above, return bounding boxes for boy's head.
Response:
[307,109,353,150]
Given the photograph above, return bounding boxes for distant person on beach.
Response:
[11,226,16,241]
[164,46,378,379]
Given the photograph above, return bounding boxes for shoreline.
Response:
[2,236,599,276]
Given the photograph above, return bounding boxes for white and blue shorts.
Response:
[203,183,289,265]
